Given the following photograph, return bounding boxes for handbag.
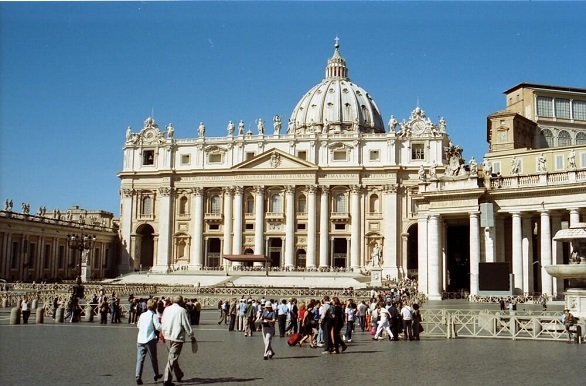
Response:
[418,324,424,333]
[191,338,198,354]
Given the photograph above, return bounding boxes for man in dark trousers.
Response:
[331,297,348,353]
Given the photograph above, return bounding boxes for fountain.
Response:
[545,222,586,319]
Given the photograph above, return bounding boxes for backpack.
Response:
[324,304,336,321]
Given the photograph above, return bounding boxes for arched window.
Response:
[209,194,221,214]
[270,193,282,213]
[540,129,554,148]
[179,196,188,215]
[369,194,379,213]
[297,194,307,213]
[334,192,347,213]
[558,130,572,147]
[576,132,586,145]
[141,196,152,215]
[245,194,255,214]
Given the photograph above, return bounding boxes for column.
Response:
[469,212,480,296]
[319,186,330,269]
[511,212,523,294]
[551,213,562,297]
[222,188,233,266]
[120,188,134,272]
[306,185,317,269]
[254,186,265,256]
[155,187,173,272]
[190,187,204,269]
[569,208,580,228]
[495,217,506,262]
[284,186,295,268]
[382,184,399,279]
[350,185,361,271]
[427,214,441,300]
[417,215,428,295]
[232,187,243,262]
[484,226,496,263]
[522,217,534,295]
[540,210,553,296]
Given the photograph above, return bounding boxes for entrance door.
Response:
[207,238,221,268]
[446,225,470,292]
[332,238,347,268]
[136,224,154,269]
[268,238,282,268]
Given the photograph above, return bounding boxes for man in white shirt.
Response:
[161,296,195,386]
[135,298,162,385]
[400,303,413,341]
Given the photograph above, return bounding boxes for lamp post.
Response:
[66,226,96,282]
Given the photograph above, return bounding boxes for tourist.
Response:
[344,299,356,342]
[284,298,298,335]
[261,300,276,359]
[357,300,368,332]
[99,296,110,324]
[562,308,576,343]
[237,298,247,331]
[388,302,401,340]
[372,303,393,341]
[52,296,59,320]
[244,299,255,337]
[228,298,237,331]
[135,298,162,385]
[401,303,414,340]
[21,296,31,324]
[193,298,201,325]
[319,296,335,354]
[277,299,289,337]
[161,295,196,386]
[411,303,423,340]
[331,297,347,353]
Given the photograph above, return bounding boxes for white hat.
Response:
[265,301,272,307]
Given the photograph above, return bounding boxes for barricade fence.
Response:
[2,288,582,344]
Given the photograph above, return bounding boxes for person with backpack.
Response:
[331,297,348,353]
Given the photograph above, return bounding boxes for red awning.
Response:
[222,254,271,262]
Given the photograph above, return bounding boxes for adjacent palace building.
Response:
[3,41,584,300]
[117,41,586,300]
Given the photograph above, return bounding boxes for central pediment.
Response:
[233,149,318,171]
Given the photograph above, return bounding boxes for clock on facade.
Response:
[412,120,426,135]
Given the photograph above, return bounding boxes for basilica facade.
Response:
[118,42,586,300]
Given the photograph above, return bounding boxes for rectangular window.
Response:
[245,223,254,230]
[536,96,553,117]
[411,144,425,160]
[297,151,307,160]
[369,150,380,161]
[180,154,190,165]
[333,150,347,161]
[573,100,586,120]
[492,161,501,175]
[555,154,564,170]
[209,153,222,163]
[555,98,571,119]
[297,223,306,230]
[142,150,155,165]
[58,245,65,269]
[44,244,51,269]
[94,248,100,269]
[334,224,345,230]
[245,152,255,160]
[209,224,219,231]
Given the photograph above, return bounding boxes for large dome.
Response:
[289,40,385,135]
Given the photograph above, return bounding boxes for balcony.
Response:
[265,211,285,222]
[204,212,223,223]
[330,211,350,223]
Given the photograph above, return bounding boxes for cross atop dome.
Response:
[325,37,348,80]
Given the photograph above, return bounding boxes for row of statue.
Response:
[128,107,447,141]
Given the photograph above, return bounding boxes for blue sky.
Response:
[1,2,585,216]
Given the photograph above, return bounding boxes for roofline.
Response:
[504,83,586,95]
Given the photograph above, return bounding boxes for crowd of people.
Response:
[214,289,425,358]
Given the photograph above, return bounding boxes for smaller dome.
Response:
[289,39,385,135]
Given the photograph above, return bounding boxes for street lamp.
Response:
[66,226,96,282]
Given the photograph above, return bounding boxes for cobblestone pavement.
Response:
[0,306,583,386]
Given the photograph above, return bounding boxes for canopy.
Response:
[222,254,271,262]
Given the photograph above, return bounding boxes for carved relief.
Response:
[158,187,173,197]
[122,188,134,197]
